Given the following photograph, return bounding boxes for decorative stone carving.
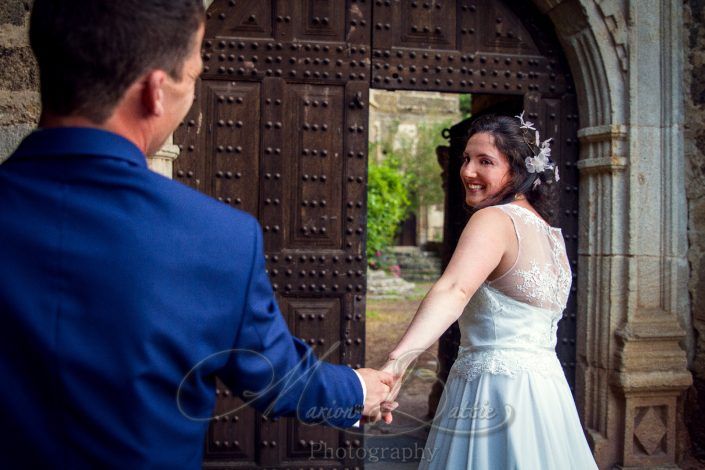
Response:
[536,0,692,467]
[595,0,628,74]
[623,397,679,467]
[632,406,667,457]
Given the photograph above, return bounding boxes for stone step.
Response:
[367,268,416,297]
[385,246,442,282]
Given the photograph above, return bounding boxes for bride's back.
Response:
[454,203,572,375]
[487,203,571,312]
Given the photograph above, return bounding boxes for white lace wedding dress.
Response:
[419,204,597,469]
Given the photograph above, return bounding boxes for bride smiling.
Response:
[381,113,597,469]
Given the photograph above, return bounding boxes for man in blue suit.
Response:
[0,1,394,467]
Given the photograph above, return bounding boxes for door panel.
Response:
[285,84,345,249]
[174,0,579,467]
[207,81,261,214]
[175,1,370,468]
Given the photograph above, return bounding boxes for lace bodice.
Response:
[487,204,571,311]
[452,204,572,382]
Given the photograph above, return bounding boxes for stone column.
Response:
[539,0,692,467]
[614,1,692,466]
[147,134,180,179]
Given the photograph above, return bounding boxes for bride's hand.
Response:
[379,358,407,424]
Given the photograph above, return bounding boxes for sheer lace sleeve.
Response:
[487,204,571,312]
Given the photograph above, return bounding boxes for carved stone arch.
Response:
[531,0,625,126]
[529,1,691,468]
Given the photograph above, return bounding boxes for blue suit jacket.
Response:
[0,128,363,468]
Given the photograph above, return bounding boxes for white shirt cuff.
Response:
[352,369,366,427]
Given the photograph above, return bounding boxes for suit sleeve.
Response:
[218,220,364,428]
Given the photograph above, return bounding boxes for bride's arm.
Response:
[382,206,512,376]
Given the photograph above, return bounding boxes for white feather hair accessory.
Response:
[515,111,560,187]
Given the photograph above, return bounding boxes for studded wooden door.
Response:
[174,0,579,468]
[174,1,370,468]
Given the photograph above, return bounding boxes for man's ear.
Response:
[142,70,167,117]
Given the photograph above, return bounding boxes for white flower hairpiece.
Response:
[515,111,560,186]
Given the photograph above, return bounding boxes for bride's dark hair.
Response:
[465,114,558,225]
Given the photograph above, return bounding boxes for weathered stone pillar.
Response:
[684,0,705,459]
[147,134,180,179]
[611,2,693,466]
[536,0,692,467]
[0,3,39,163]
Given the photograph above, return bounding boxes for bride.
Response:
[380,113,598,469]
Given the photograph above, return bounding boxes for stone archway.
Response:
[157,1,691,468]
[530,1,691,467]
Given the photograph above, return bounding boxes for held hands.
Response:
[357,350,420,424]
[379,350,426,423]
[378,357,408,423]
[355,368,398,424]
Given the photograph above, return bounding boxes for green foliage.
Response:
[374,119,452,212]
[366,154,412,260]
[405,120,451,211]
[366,114,458,263]
[459,94,472,119]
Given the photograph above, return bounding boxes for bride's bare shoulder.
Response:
[464,206,514,236]
[468,205,512,225]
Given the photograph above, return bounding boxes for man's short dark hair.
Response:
[30,0,205,124]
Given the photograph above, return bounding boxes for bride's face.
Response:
[460,132,513,208]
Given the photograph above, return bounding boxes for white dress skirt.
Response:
[418,204,597,470]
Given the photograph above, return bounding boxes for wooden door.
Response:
[173,0,580,468]
[174,1,370,468]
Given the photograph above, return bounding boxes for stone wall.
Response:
[685,0,705,459]
[0,1,38,162]
[0,1,175,176]
[369,89,460,160]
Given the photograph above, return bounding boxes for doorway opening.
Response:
[364,89,462,455]
[363,88,520,428]
[364,91,527,447]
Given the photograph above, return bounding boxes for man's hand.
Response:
[355,368,396,423]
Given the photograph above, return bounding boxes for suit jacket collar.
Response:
[12,127,147,168]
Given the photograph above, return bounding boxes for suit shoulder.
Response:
[146,171,259,228]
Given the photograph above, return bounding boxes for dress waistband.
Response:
[458,344,556,354]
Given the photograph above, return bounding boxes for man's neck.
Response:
[39,114,101,129]
[38,113,150,155]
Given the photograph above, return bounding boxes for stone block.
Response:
[623,396,677,467]
[0,90,39,125]
[0,45,38,91]
[370,90,398,113]
[0,123,33,162]
[0,23,29,49]
[0,1,31,27]
[396,94,458,115]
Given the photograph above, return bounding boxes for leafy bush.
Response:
[366,114,459,263]
[402,120,451,211]
[459,94,472,119]
[372,119,452,212]
[366,154,411,261]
